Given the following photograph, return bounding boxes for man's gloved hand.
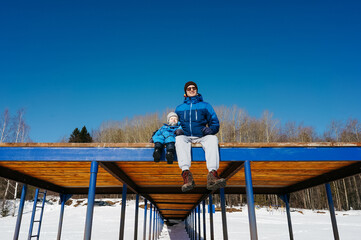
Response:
[175,129,184,136]
[202,127,213,136]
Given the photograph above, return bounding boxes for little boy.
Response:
[152,112,183,164]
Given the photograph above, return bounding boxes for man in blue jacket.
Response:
[175,81,226,192]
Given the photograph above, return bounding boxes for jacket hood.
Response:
[183,93,203,104]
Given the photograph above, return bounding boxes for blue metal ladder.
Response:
[28,189,47,240]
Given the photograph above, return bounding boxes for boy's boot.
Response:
[153,142,163,162]
[207,170,226,190]
[181,170,195,192]
[165,142,175,164]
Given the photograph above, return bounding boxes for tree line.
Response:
[1,106,361,215]
[92,105,361,211]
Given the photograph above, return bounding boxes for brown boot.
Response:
[207,170,226,190]
[181,170,195,192]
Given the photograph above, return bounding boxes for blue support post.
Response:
[158,212,160,238]
[209,194,214,240]
[202,200,206,240]
[152,207,156,240]
[148,203,153,240]
[190,210,193,240]
[14,184,27,240]
[57,193,72,240]
[245,160,258,240]
[28,188,39,239]
[325,183,340,240]
[279,194,294,240]
[160,213,162,238]
[189,212,192,240]
[188,212,192,239]
[84,161,99,240]
[188,214,191,237]
[197,205,201,240]
[155,211,157,240]
[134,194,140,240]
[143,199,148,240]
[220,188,228,240]
[193,208,197,240]
[119,184,127,240]
[158,212,160,239]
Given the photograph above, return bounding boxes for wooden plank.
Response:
[250,161,354,169]
[157,204,194,209]
[160,210,189,214]
[149,194,201,200]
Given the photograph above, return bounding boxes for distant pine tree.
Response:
[69,126,93,143]
[79,126,93,143]
[69,128,81,143]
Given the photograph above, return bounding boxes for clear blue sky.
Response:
[1,1,360,142]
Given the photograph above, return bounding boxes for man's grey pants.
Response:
[175,135,219,172]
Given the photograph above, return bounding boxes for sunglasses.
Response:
[187,87,197,91]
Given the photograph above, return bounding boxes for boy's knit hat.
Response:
[167,112,178,123]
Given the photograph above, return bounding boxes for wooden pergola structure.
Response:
[1,142,361,240]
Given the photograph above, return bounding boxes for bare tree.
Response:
[0,109,10,143]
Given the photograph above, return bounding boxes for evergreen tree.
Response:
[79,126,93,143]
[69,126,93,143]
[69,128,81,143]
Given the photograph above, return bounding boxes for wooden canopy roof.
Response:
[1,142,361,220]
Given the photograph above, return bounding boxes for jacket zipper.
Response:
[196,109,198,121]
[190,103,193,136]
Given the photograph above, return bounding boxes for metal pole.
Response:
[209,194,214,240]
[220,188,228,240]
[148,203,153,240]
[280,194,294,240]
[194,208,197,240]
[119,184,127,240]
[198,205,201,240]
[325,183,340,240]
[84,161,99,240]
[57,194,66,240]
[14,184,27,240]
[152,207,156,240]
[245,160,258,240]
[134,194,140,240]
[155,211,157,240]
[202,200,207,240]
[190,212,192,240]
[143,199,148,240]
[28,188,39,239]
[57,194,72,240]
[190,210,193,240]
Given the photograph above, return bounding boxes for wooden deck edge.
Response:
[1,142,361,148]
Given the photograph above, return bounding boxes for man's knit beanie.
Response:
[184,81,198,95]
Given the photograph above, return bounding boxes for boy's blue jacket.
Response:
[175,94,219,137]
[152,122,182,144]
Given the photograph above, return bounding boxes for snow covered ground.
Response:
[1,197,361,240]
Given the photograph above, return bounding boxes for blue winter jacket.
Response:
[152,122,182,144]
[175,94,219,137]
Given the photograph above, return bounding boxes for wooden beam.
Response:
[284,162,361,193]
[0,166,66,193]
[99,162,139,194]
